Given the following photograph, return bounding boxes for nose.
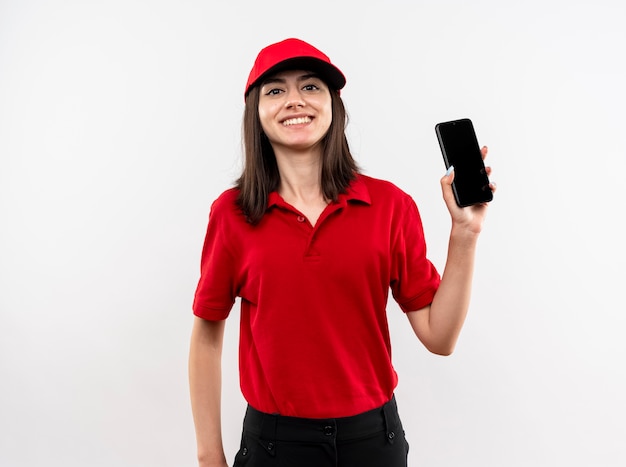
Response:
[284,88,304,109]
[285,98,304,108]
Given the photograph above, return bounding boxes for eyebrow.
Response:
[261,73,321,87]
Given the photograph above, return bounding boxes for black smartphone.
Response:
[435,118,492,207]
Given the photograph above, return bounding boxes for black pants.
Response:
[233,395,409,467]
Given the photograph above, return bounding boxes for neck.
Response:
[274,147,325,203]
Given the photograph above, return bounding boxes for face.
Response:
[257,69,332,155]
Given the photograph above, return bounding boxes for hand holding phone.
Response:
[435,118,493,207]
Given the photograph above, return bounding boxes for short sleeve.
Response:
[390,195,441,312]
[192,194,240,320]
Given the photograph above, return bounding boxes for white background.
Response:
[1,1,625,466]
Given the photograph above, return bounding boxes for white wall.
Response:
[1,1,624,466]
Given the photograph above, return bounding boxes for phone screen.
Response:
[435,118,492,207]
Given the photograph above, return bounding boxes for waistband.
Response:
[243,395,402,444]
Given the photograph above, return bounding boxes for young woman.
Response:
[189,38,494,467]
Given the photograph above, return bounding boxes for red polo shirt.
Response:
[193,174,440,418]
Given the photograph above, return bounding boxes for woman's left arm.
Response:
[407,146,494,355]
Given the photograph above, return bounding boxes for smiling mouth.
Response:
[282,116,312,126]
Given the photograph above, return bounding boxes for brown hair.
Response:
[236,85,359,224]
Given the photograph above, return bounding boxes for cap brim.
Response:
[245,57,346,97]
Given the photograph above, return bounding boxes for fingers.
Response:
[442,145,496,206]
[440,166,457,207]
[482,145,494,192]
[481,167,496,194]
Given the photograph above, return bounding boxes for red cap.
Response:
[244,38,346,99]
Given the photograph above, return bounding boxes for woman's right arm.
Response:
[189,316,229,467]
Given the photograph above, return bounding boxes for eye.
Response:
[302,83,319,91]
[265,88,283,96]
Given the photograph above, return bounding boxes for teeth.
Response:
[283,117,311,126]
